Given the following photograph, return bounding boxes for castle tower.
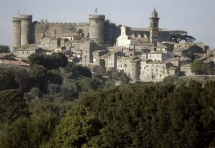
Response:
[149,9,160,45]
[12,17,21,48]
[89,14,105,45]
[20,15,32,46]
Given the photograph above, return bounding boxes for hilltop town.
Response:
[1,8,215,148]
[6,9,215,83]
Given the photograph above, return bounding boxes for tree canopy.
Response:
[191,59,214,75]
[47,81,215,148]
[169,32,196,43]
[28,52,68,70]
[0,45,10,53]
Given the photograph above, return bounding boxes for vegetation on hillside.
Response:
[0,52,215,148]
[191,59,214,75]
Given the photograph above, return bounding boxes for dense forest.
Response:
[0,53,215,148]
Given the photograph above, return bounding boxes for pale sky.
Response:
[0,0,215,49]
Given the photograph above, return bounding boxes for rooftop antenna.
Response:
[25,6,26,14]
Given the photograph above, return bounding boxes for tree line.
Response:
[0,52,215,147]
[1,80,215,147]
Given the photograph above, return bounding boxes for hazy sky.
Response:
[0,0,215,49]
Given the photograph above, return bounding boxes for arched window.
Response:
[154,22,157,27]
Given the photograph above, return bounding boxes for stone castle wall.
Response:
[13,11,186,48]
[32,22,89,44]
[12,17,21,47]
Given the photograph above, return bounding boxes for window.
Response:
[154,22,157,27]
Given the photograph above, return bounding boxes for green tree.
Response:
[0,89,29,124]
[191,59,204,74]
[203,61,214,75]
[65,62,92,78]
[0,44,10,53]
[163,75,180,84]
[50,106,102,148]
[0,69,19,91]
[0,117,33,148]
[28,52,68,70]
[0,112,59,148]
[170,32,196,43]
[29,64,48,91]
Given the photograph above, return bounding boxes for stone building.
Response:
[13,45,45,59]
[180,64,194,76]
[140,60,177,82]
[142,51,174,62]
[173,42,209,58]
[102,51,124,70]
[12,14,116,49]
[12,9,186,51]
[117,56,141,82]
[13,9,209,82]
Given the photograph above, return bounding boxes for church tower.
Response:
[149,9,160,45]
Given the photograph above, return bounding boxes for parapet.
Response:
[109,23,116,26]
[37,22,89,26]
[12,17,21,22]
[20,15,33,20]
[77,22,89,26]
[89,14,105,20]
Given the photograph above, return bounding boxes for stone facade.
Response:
[140,61,176,82]
[13,46,45,59]
[11,9,212,83]
[180,64,194,76]
[12,9,185,50]
[117,56,141,82]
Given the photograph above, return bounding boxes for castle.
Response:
[12,9,185,49]
[12,9,209,83]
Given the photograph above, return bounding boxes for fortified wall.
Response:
[12,14,118,48]
[32,21,90,44]
[12,10,187,49]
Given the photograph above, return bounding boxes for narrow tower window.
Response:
[154,22,157,27]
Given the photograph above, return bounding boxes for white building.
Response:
[116,25,136,48]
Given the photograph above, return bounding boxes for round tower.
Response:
[20,15,32,46]
[12,17,21,48]
[89,14,105,45]
[149,9,160,45]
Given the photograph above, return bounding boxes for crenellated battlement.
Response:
[109,23,116,26]
[20,15,32,20]
[36,21,89,26]
[89,14,105,20]
[77,22,89,26]
[12,17,21,22]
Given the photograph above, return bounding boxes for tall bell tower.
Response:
[149,9,159,45]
